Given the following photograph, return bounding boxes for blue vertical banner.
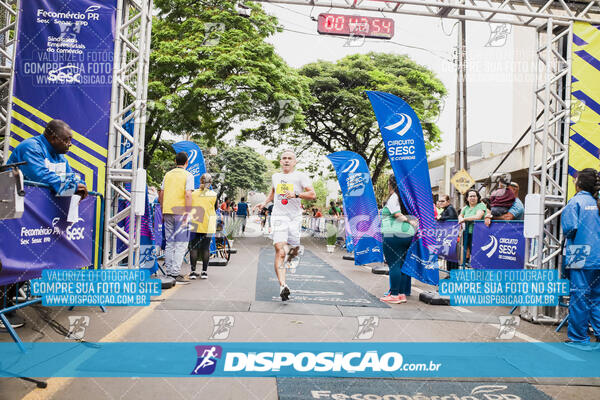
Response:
[327,151,383,265]
[7,0,117,267]
[344,216,354,254]
[367,91,439,285]
[172,141,206,189]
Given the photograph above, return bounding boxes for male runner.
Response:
[255,150,316,301]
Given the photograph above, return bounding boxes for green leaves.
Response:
[294,52,446,183]
[212,146,269,198]
[146,0,310,167]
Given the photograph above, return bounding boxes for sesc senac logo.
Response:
[384,113,412,136]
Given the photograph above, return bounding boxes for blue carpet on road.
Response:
[255,247,387,307]
[276,378,554,400]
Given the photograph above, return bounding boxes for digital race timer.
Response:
[317,13,395,39]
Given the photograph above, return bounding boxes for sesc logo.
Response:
[191,345,222,375]
[48,65,82,84]
[384,113,412,136]
[481,235,498,258]
[52,217,86,241]
[341,159,360,174]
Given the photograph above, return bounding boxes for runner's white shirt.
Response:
[271,171,311,217]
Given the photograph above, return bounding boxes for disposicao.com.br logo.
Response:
[220,350,441,374]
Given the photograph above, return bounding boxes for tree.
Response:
[211,146,269,199]
[242,53,446,183]
[302,177,328,211]
[145,0,312,167]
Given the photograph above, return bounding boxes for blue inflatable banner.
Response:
[367,91,439,285]
[172,141,206,189]
[344,216,354,254]
[432,221,460,263]
[470,221,525,270]
[327,151,383,265]
[7,0,117,267]
[0,186,96,285]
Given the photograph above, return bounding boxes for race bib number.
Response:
[276,183,294,195]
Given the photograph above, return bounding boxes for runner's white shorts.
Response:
[271,214,302,246]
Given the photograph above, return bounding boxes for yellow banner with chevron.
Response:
[569,22,600,199]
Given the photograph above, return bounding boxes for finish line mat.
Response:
[276,378,554,400]
[255,247,387,307]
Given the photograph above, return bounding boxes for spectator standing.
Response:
[437,194,459,273]
[158,152,193,284]
[438,195,458,220]
[489,177,516,217]
[561,168,600,345]
[188,173,217,280]
[484,181,524,226]
[236,197,250,235]
[220,197,231,216]
[458,189,487,267]
[380,175,418,304]
[328,201,340,218]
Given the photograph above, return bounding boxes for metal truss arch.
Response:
[0,0,18,164]
[103,0,153,269]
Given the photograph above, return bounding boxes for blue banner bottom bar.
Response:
[1,342,598,377]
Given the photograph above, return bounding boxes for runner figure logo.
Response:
[66,316,90,340]
[496,316,520,340]
[353,316,379,340]
[191,345,223,375]
[210,316,234,340]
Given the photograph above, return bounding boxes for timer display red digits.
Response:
[318,13,394,39]
[335,16,344,31]
[372,19,381,33]
[325,15,335,31]
[381,19,392,34]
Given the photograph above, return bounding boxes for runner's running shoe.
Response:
[280,284,290,301]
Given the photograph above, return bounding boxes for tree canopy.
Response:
[145,0,312,167]
[242,52,446,183]
[211,146,269,199]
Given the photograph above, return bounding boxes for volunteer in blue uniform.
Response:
[7,119,88,198]
[561,168,600,344]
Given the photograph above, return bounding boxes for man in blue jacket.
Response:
[7,119,87,197]
[561,168,600,345]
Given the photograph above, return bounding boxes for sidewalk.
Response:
[1,224,598,399]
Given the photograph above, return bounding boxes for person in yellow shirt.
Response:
[188,173,217,280]
[158,152,194,284]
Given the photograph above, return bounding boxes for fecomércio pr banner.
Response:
[366,91,439,285]
[470,221,525,269]
[432,221,460,263]
[172,141,207,189]
[0,186,96,285]
[8,0,117,267]
[9,0,116,195]
[327,151,383,265]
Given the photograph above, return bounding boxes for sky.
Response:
[256,3,536,164]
